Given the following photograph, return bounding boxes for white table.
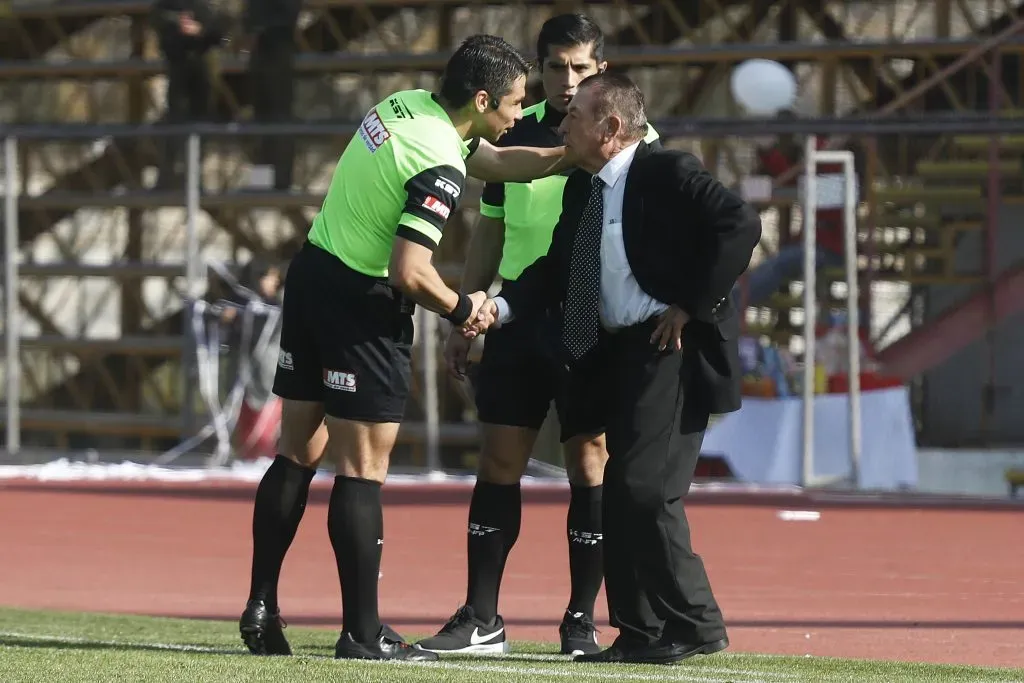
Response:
[702,386,918,490]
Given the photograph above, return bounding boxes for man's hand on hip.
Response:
[651,305,689,352]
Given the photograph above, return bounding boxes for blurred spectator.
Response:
[151,0,229,188]
[228,259,284,460]
[743,110,855,307]
[243,0,300,190]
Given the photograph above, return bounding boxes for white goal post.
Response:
[800,135,862,488]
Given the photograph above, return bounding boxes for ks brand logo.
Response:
[434,176,461,198]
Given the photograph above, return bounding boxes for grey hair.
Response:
[577,71,648,141]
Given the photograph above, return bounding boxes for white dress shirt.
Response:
[494,140,668,329]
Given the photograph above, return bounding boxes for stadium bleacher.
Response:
[4,0,1024,462]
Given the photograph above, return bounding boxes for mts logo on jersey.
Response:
[323,369,357,392]
[277,350,294,371]
[434,176,461,198]
[358,110,391,153]
[422,195,451,220]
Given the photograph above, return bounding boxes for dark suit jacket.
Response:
[499,140,762,415]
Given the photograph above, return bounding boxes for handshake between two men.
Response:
[443,293,501,381]
[443,291,692,382]
[458,295,500,339]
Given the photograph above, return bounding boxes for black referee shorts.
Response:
[474,312,604,442]
[272,242,414,423]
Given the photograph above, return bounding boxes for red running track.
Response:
[0,481,1022,669]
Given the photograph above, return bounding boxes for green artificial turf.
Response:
[0,607,1019,682]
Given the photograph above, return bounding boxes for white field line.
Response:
[0,631,787,683]
[0,631,241,655]
[495,653,800,678]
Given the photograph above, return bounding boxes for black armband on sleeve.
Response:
[400,164,467,244]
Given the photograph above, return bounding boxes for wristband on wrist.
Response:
[442,292,473,325]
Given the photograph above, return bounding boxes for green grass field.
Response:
[0,607,1019,682]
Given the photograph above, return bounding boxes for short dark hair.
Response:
[439,34,531,109]
[536,13,605,65]
[577,71,648,140]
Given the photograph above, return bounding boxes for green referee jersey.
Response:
[307,89,473,278]
[479,99,661,281]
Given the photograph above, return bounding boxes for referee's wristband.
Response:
[442,292,473,325]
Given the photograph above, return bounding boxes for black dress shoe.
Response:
[574,644,630,663]
[574,636,652,663]
[627,636,729,665]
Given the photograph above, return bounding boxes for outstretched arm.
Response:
[465,138,574,183]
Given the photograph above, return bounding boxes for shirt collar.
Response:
[429,92,471,157]
[539,100,566,127]
[596,140,641,189]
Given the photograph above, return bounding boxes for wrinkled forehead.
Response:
[567,86,597,116]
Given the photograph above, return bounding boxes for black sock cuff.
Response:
[334,474,383,488]
[273,454,317,481]
[332,476,383,507]
[475,480,521,499]
[568,483,602,539]
[469,481,522,530]
[569,483,602,502]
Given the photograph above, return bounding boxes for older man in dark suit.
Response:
[465,71,762,665]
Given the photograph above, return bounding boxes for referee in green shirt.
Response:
[238,34,575,663]
[416,15,661,658]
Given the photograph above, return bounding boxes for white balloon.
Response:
[730,59,797,115]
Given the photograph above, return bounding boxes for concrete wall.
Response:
[919,203,1024,446]
[915,448,1024,498]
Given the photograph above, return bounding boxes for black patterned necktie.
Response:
[562,175,605,360]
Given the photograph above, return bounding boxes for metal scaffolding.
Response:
[3,0,1024,457]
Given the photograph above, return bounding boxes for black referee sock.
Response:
[248,455,316,612]
[328,475,384,643]
[465,481,522,623]
[566,484,604,620]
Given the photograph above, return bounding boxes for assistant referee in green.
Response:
[238,34,574,663]
[420,14,661,657]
